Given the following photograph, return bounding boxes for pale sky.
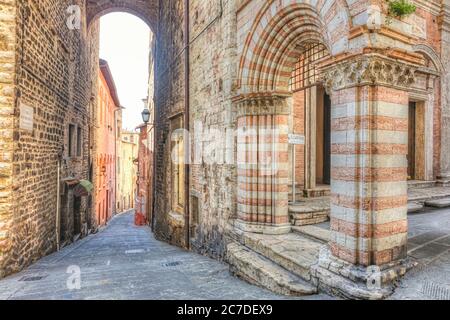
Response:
[99,13,151,131]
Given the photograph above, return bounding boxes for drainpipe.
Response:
[151,122,157,232]
[114,107,122,216]
[184,0,191,249]
[56,158,61,251]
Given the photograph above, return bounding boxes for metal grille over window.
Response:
[290,43,329,92]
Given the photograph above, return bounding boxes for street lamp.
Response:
[141,108,150,124]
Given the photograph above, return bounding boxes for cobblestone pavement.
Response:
[1,209,449,300]
[0,212,330,300]
[390,208,450,300]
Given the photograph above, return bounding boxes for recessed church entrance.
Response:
[288,42,331,226]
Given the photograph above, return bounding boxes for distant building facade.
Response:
[135,32,156,226]
[117,132,138,213]
[95,60,121,227]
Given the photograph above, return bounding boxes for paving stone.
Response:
[409,230,449,246]
[409,243,450,262]
[436,236,450,247]
[425,198,450,208]
[408,202,424,213]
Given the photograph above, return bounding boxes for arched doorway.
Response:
[234,0,420,298]
[289,42,331,193]
[288,41,331,226]
[234,2,348,235]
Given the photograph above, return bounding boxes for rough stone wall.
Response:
[438,1,450,180]
[0,0,100,277]
[153,0,238,258]
[188,0,237,258]
[153,0,186,247]
[88,20,100,229]
[0,0,17,278]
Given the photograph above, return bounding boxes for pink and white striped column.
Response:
[312,55,418,298]
[329,85,409,266]
[235,96,291,234]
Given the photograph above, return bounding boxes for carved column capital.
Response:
[322,54,418,93]
[235,94,291,118]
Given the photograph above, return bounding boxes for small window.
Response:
[171,116,185,212]
[68,124,76,157]
[76,127,82,157]
[191,195,199,225]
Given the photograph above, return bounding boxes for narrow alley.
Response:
[1,208,450,300]
[0,212,330,300]
[2,0,450,302]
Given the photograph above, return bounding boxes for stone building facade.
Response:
[96,59,120,226]
[117,131,138,212]
[1,0,450,299]
[0,0,100,277]
[151,0,450,298]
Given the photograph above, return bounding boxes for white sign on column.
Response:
[288,134,305,145]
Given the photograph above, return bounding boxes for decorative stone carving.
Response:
[322,55,418,93]
[235,95,291,118]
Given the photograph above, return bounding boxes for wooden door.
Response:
[323,93,331,185]
[408,102,416,180]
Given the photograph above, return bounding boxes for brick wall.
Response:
[153,0,187,247]
[0,0,100,277]
[0,0,16,278]
[153,0,239,257]
[187,0,238,256]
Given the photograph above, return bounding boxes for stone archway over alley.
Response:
[1,0,450,300]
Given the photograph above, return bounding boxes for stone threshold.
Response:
[289,185,450,221]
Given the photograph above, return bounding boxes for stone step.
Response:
[304,187,331,198]
[408,202,424,213]
[408,180,436,190]
[239,232,322,282]
[289,197,330,226]
[226,243,317,296]
[437,179,450,187]
[292,225,331,243]
[289,187,331,199]
[425,197,450,208]
[408,186,450,203]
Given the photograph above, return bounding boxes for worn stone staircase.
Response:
[226,183,450,298]
[226,228,324,296]
[227,243,317,296]
[407,182,450,213]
